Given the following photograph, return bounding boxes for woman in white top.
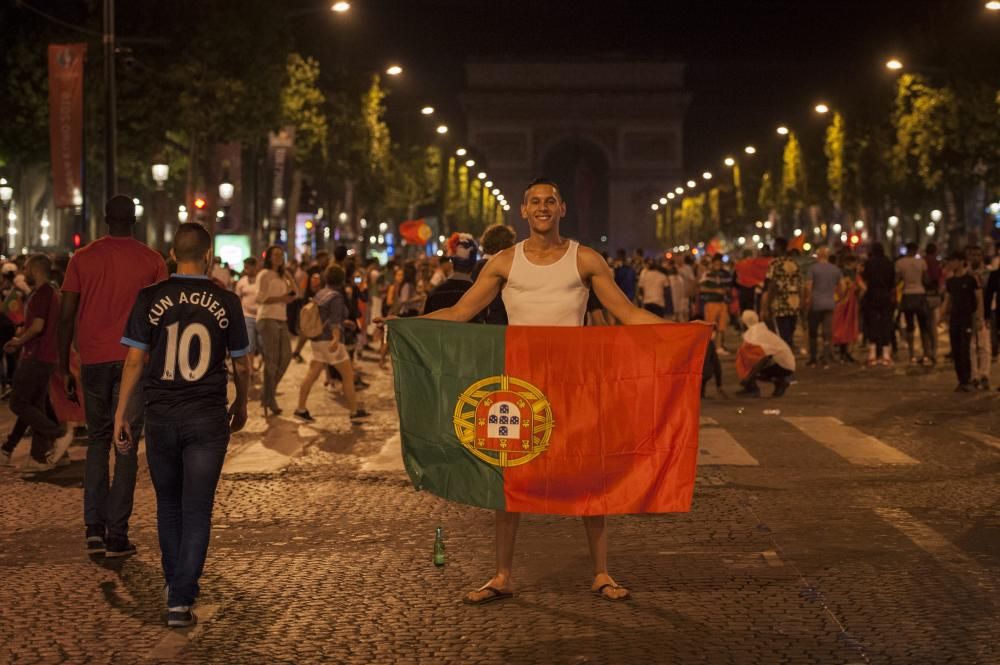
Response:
[255,245,298,415]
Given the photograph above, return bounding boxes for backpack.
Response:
[298,299,324,340]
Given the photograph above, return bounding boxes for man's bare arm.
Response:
[420,251,510,322]
[57,291,80,375]
[580,248,662,325]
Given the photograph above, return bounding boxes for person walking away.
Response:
[4,255,74,472]
[735,310,795,397]
[421,178,677,604]
[760,237,802,350]
[940,251,983,392]
[966,246,992,390]
[292,251,331,363]
[699,255,731,352]
[293,265,368,422]
[924,242,944,360]
[637,259,669,319]
[255,245,296,416]
[985,261,1000,385]
[115,223,250,628]
[612,249,637,316]
[424,234,479,315]
[58,195,168,556]
[234,257,261,378]
[397,262,423,317]
[860,243,895,367]
[895,242,934,366]
[805,247,842,368]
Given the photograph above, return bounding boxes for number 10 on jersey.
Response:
[161,322,212,381]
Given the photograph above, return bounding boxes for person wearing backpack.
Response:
[293,265,369,422]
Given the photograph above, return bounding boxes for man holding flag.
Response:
[393,178,710,604]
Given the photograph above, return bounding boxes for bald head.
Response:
[817,246,830,261]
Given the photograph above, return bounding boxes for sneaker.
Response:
[350,409,370,420]
[978,379,990,391]
[772,378,790,397]
[167,606,197,628]
[716,347,730,356]
[48,429,74,465]
[86,526,106,554]
[104,537,137,558]
[293,409,315,422]
[20,457,54,474]
[48,455,71,468]
[955,383,975,393]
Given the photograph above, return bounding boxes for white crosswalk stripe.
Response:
[782,416,919,466]
[697,417,759,466]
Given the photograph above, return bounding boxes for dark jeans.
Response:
[949,321,972,385]
[742,356,792,391]
[9,359,60,462]
[82,361,144,540]
[900,294,933,360]
[2,400,58,457]
[808,310,833,363]
[145,413,230,607]
[775,315,797,350]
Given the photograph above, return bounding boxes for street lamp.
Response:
[421,106,435,115]
[776,125,789,136]
[659,197,667,205]
[484,180,493,188]
[385,64,403,76]
[331,1,351,11]
[724,157,735,167]
[702,171,712,180]
[744,145,757,155]
[814,103,830,114]
[178,205,189,223]
[986,1,1000,10]
[456,148,467,156]
[675,187,684,195]
[885,58,903,71]
[151,163,169,188]
[465,159,475,168]
[0,179,12,255]
[218,180,234,202]
[436,124,448,134]
[133,198,144,219]
[477,172,487,180]
[651,203,659,211]
[686,179,696,188]
[667,192,675,200]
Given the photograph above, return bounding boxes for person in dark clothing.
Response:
[424,234,479,315]
[941,251,984,392]
[471,224,517,324]
[861,243,896,366]
[613,249,637,303]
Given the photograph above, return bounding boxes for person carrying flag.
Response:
[420,178,680,604]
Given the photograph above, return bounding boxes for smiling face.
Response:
[520,183,565,235]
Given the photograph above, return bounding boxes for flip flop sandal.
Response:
[593,583,632,602]
[462,585,514,605]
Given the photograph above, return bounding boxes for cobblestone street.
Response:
[1,347,997,664]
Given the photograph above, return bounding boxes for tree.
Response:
[780,131,807,209]
[757,170,776,217]
[824,111,846,208]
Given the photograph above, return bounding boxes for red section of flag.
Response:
[502,323,711,515]
[48,44,87,208]
[735,257,771,288]
[736,342,767,381]
[399,219,432,245]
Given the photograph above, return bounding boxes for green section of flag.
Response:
[389,319,507,511]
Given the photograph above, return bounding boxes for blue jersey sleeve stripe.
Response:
[229,345,251,358]
[121,337,150,351]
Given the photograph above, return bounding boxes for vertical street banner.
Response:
[48,43,87,208]
[389,319,711,515]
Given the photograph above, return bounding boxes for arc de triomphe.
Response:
[462,60,691,253]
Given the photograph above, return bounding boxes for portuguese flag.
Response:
[389,319,711,516]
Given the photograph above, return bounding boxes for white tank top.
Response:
[502,240,589,326]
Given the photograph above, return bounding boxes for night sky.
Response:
[292,0,1000,175]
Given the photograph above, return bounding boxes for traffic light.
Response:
[72,233,82,249]
[849,233,861,247]
[193,197,207,210]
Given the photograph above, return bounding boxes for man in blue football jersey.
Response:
[114,223,250,628]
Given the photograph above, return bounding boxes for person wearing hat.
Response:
[422,233,479,315]
[58,194,168,557]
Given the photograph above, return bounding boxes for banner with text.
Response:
[48,43,86,208]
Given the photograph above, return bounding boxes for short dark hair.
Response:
[947,250,965,262]
[480,224,516,255]
[105,194,136,224]
[333,245,348,262]
[243,256,258,266]
[324,264,346,288]
[172,223,213,262]
[523,177,562,203]
[773,237,789,254]
[26,253,51,274]
[905,241,918,254]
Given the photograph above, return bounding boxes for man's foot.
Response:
[591,574,631,601]
[463,576,515,605]
[350,409,370,420]
[805,360,817,368]
[20,457,53,474]
[48,428,74,465]
[167,606,197,628]
[978,379,990,391]
[772,378,790,397]
[0,449,12,467]
[292,353,304,364]
[293,409,315,422]
[955,383,974,393]
[86,526,105,554]
[970,378,980,389]
[736,385,761,398]
[104,537,137,558]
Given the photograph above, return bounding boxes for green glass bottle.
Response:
[433,526,446,566]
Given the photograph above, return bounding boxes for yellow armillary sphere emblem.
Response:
[453,374,554,468]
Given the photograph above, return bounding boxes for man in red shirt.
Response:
[2,255,71,472]
[59,195,168,557]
